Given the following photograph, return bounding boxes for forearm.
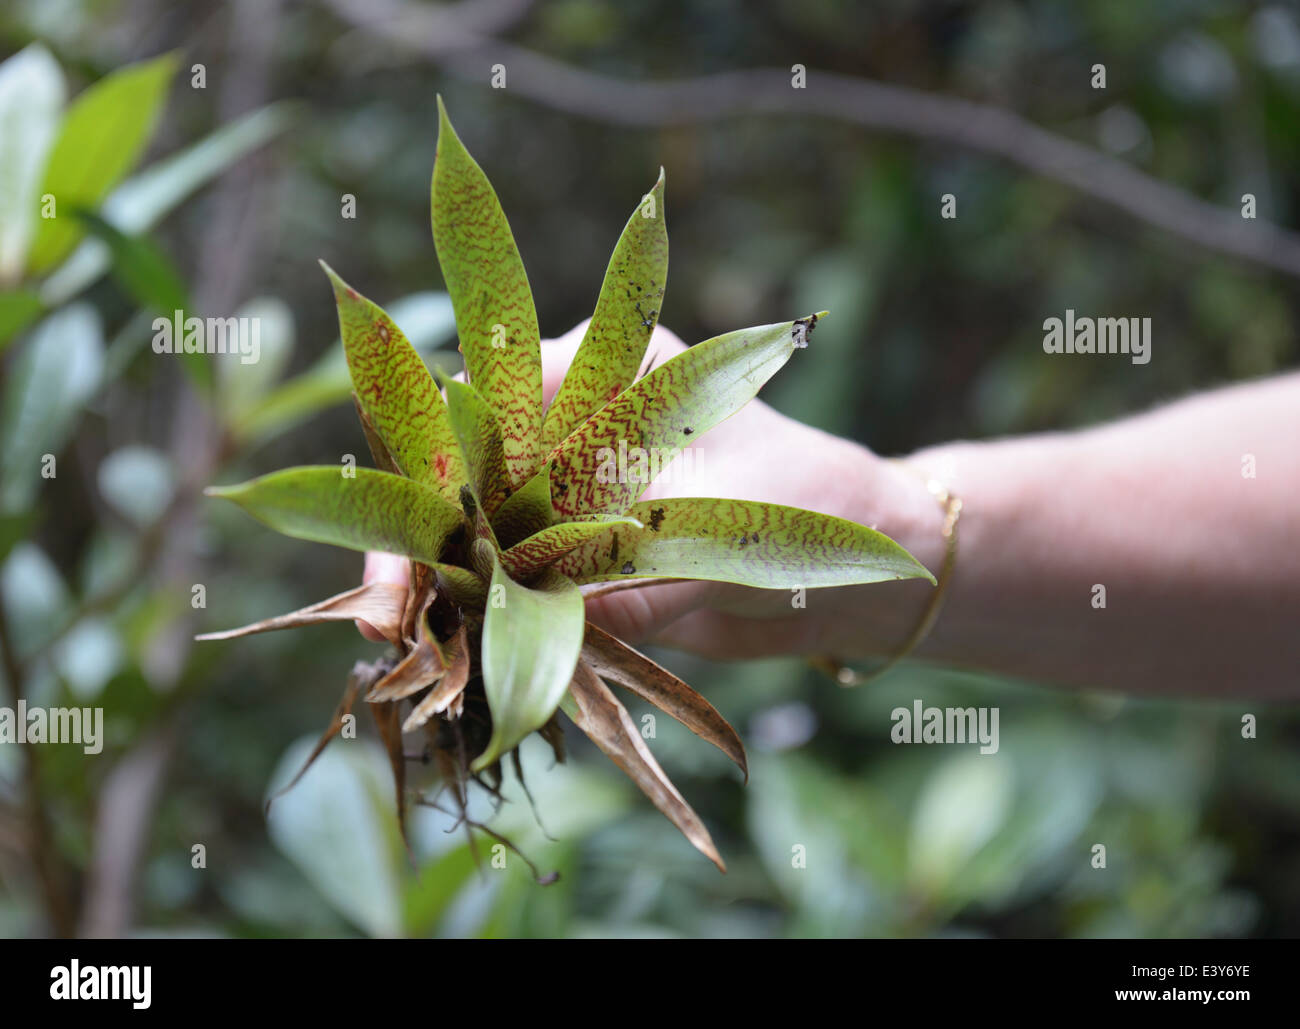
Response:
[843,374,1300,697]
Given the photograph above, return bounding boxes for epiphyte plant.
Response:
[199,98,934,873]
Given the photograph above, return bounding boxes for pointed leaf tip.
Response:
[431,102,543,485]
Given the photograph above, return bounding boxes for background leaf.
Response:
[0,303,104,512]
[0,43,64,283]
[27,52,178,274]
[267,737,404,938]
[38,102,293,307]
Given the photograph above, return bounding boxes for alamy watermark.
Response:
[595,440,703,485]
[0,701,103,755]
[50,961,150,1009]
[891,699,999,755]
[1043,309,1151,365]
[152,310,261,365]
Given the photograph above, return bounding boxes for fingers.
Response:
[651,607,825,661]
[582,578,712,646]
[357,551,409,641]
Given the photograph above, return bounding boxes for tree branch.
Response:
[323,0,1300,279]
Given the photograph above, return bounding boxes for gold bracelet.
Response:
[809,463,961,688]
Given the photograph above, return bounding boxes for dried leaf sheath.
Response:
[582,623,747,780]
[195,582,407,647]
[564,660,725,872]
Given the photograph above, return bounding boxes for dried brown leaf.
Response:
[196,582,406,647]
[564,660,725,872]
[582,623,748,781]
[266,659,374,811]
[368,597,445,705]
[403,623,471,732]
[371,698,412,861]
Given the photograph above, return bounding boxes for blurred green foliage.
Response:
[0,0,1297,938]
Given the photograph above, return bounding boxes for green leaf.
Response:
[431,98,542,486]
[206,466,464,566]
[322,262,466,503]
[0,289,44,351]
[548,314,826,517]
[500,515,642,580]
[75,210,188,315]
[0,303,104,512]
[441,377,511,518]
[74,209,208,389]
[27,53,178,275]
[489,461,555,549]
[40,102,294,308]
[553,497,935,588]
[0,44,65,284]
[475,553,585,772]
[542,169,668,450]
[232,291,456,447]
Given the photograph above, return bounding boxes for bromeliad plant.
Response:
[200,100,934,872]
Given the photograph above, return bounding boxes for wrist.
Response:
[806,442,953,661]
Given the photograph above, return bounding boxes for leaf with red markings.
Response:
[499,514,641,580]
[554,497,935,588]
[205,466,464,568]
[322,262,466,503]
[431,98,542,486]
[547,315,826,517]
[490,462,555,550]
[442,377,512,519]
[541,169,668,451]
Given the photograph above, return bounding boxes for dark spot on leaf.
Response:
[648,507,665,531]
[751,531,759,543]
[620,561,636,575]
[737,534,748,547]
[792,313,819,349]
[609,533,619,564]
[683,427,693,436]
